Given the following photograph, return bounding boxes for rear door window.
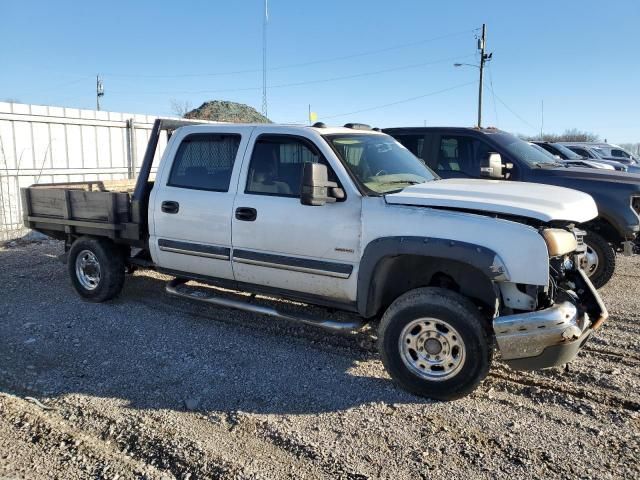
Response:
[168,134,241,191]
[436,135,491,177]
[391,134,425,160]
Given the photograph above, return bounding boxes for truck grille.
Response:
[633,196,640,216]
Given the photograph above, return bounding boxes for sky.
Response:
[1,0,639,142]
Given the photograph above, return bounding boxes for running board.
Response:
[165,278,364,332]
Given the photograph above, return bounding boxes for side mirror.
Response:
[300,163,339,206]
[480,152,505,179]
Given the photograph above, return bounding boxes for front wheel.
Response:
[68,236,125,302]
[378,287,491,400]
[582,230,616,289]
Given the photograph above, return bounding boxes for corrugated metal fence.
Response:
[0,102,173,240]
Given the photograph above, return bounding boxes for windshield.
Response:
[529,142,561,159]
[551,143,584,159]
[325,133,437,194]
[490,133,559,166]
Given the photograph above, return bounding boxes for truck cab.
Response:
[22,120,608,400]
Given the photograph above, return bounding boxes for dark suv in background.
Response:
[385,127,640,288]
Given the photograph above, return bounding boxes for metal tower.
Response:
[261,0,268,118]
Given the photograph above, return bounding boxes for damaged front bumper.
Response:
[493,269,608,370]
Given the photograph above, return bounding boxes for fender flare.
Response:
[357,236,509,317]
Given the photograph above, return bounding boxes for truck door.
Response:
[430,134,489,179]
[149,125,254,280]
[231,132,361,304]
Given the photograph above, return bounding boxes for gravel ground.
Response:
[1,240,639,479]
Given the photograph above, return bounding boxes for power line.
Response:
[489,90,538,131]
[108,53,475,96]
[36,77,90,93]
[487,63,499,126]
[101,28,478,79]
[288,81,476,123]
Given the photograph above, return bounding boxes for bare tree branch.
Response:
[169,99,193,118]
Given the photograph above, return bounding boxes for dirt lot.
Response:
[1,240,639,479]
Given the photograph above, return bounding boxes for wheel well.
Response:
[583,217,623,245]
[365,255,498,319]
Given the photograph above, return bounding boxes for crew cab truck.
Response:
[386,127,640,289]
[22,119,607,400]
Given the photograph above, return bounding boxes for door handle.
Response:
[161,201,180,214]
[235,207,257,222]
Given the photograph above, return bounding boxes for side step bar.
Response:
[165,278,364,332]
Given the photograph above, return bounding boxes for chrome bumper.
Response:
[494,301,590,361]
[494,269,608,370]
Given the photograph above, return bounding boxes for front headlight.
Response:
[542,228,578,257]
[632,196,640,219]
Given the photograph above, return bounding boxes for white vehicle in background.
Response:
[568,142,638,164]
[559,142,640,169]
[22,120,607,400]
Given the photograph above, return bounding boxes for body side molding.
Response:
[233,249,353,279]
[158,239,231,260]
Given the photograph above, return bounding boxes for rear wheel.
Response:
[378,287,492,400]
[68,237,125,302]
[582,230,615,289]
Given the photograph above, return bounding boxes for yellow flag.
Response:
[309,111,318,122]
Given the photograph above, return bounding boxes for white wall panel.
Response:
[0,101,179,239]
[31,122,51,170]
[0,120,17,169]
[12,122,34,169]
[49,123,68,168]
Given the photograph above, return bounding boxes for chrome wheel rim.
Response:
[398,317,466,381]
[584,244,600,277]
[75,250,101,290]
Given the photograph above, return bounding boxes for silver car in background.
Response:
[531,141,620,170]
[559,143,640,173]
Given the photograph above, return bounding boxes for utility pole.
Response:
[476,24,492,128]
[261,0,268,118]
[96,75,104,111]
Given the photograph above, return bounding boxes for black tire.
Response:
[583,230,615,289]
[378,287,491,401]
[67,236,125,302]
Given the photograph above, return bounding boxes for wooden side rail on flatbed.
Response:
[21,184,141,242]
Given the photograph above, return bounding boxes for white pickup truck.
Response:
[22,119,608,400]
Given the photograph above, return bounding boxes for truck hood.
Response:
[385,179,598,223]
[531,166,640,186]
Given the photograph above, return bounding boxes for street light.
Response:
[453,63,479,69]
